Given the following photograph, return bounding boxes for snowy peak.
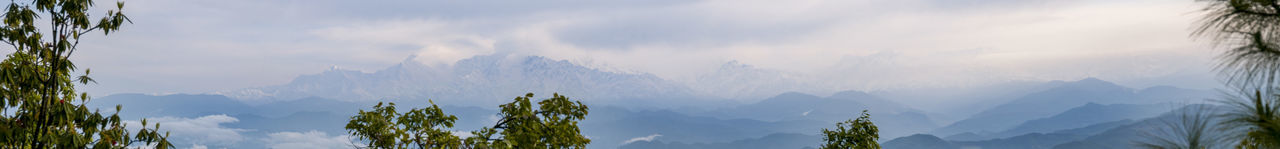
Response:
[218,54,698,106]
[691,61,824,99]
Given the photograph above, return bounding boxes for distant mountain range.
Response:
[212,54,887,109]
[691,91,937,139]
[86,54,1224,148]
[582,106,828,148]
[689,61,831,99]
[990,103,1169,139]
[216,54,702,107]
[615,92,1209,149]
[944,103,1172,141]
[89,92,840,148]
[619,133,821,149]
[931,78,1214,136]
[885,104,1226,149]
[870,80,1069,124]
[89,77,1217,148]
[885,104,1223,148]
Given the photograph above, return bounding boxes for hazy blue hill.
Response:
[873,80,1070,124]
[1051,119,1164,149]
[252,96,373,117]
[696,91,937,139]
[1133,86,1215,104]
[219,54,702,107]
[989,103,1167,139]
[933,78,1132,136]
[1053,104,1229,149]
[90,93,380,120]
[826,91,921,114]
[941,132,983,141]
[883,134,960,149]
[887,132,1087,149]
[1048,119,1135,137]
[823,91,939,138]
[618,133,820,149]
[87,76,1219,149]
[90,93,825,149]
[889,104,1223,149]
[887,104,1229,149]
[932,78,1210,137]
[227,111,349,135]
[582,106,828,148]
[953,133,1089,149]
[701,92,821,120]
[888,132,1089,149]
[88,93,254,119]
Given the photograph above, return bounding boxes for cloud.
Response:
[304,0,1214,89]
[798,0,1216,90]
[264,130,359,149]
[622,134,663,144]
[74,0,1219,96]
[453,131,476,139]
[124,115,248,146]
[310,19,500,66]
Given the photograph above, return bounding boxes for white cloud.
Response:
[452,131,475,139]
[125,115,248,146]
[622,134,663,144]
[125,143,159,149]
[310,19,499,66]
[488,114,502,124]
[294,0,1214,90]
[74,0,1220,96]
[264,130,360,149]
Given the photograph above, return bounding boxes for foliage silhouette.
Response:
[1193,0,1280,148]
[1217,89,1280,148]
[1196,0,1280,89]
[1136,104,1229,149]
[820,110,880,149]
[465,93,591,149]
[347,101,461,148]
[0,0,172,148]
[347,93,590,149]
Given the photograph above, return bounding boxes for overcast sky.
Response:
[70,0,1221,95]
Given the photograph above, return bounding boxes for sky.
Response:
[70,0,1222,96]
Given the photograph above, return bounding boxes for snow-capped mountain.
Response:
[218,54,700,106]
[690,61,831,100]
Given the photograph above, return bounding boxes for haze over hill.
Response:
[86,55,1218,148]
[932,78,1214,136]
[217,54,702,107]
[47,0,1236,148]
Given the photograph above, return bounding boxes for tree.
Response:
[1195,0,1280,89]
[1220,90,1280,148]
[464,93,591,149]
[346,93,591,149]
[1195,0,1280,148]
[820,110,880,149]
[346,101,461,149]
[0,0,172,148]
[1137,104,1230,149]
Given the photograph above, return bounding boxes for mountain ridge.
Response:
[217,54,702,107]
[930,78,1213,137]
